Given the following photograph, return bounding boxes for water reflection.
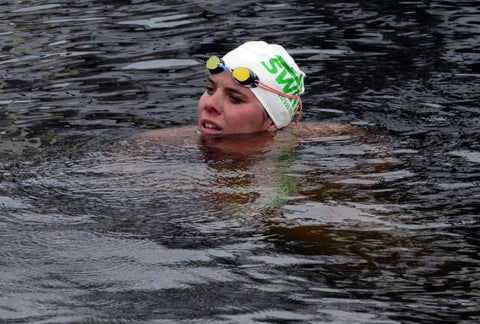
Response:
[1,0,480,323]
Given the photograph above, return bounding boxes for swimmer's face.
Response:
[198,71,275,135]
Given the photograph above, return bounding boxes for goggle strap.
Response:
[256,81,300,99]
[294,100,303,126]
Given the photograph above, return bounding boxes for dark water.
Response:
[1,0,480,323]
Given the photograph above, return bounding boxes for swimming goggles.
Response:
[206,56,303,124]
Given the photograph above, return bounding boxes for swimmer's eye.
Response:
[229,95,244,104]
[205,85,215,95]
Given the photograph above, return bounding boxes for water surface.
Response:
[1,0,479,323]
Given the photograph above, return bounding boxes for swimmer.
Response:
[123,42,393,248]
[133,41,369,152]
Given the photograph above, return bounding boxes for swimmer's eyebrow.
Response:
[206,76,215,85]
[207,76,248,98]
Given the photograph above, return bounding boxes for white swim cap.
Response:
[222,41,306,129]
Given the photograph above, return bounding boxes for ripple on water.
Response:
[123,58,199,70]
[2,0,480,323]
[10,4,62,13]
[117,14,203,29]
[449,149,480,163]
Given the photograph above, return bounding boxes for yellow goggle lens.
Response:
[232,67,251,83]
[206,56,222,70]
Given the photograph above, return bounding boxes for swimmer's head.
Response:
[207,41,306,129]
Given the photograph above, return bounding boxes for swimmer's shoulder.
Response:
[289,121,389,149]
[285,121,367,140]
[130,125,199,145]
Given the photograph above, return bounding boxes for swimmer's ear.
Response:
[262,111,276,132]
[267,119,277,132]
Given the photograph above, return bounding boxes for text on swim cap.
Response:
[260,55,303,94]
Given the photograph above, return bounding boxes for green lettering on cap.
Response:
[261,55,303,94]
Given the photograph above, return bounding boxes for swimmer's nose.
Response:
[204,91,223,116]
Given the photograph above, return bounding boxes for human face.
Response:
[198,71,275,135]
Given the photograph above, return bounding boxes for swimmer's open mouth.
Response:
[201,120,222,134]
[204,122,219,130]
